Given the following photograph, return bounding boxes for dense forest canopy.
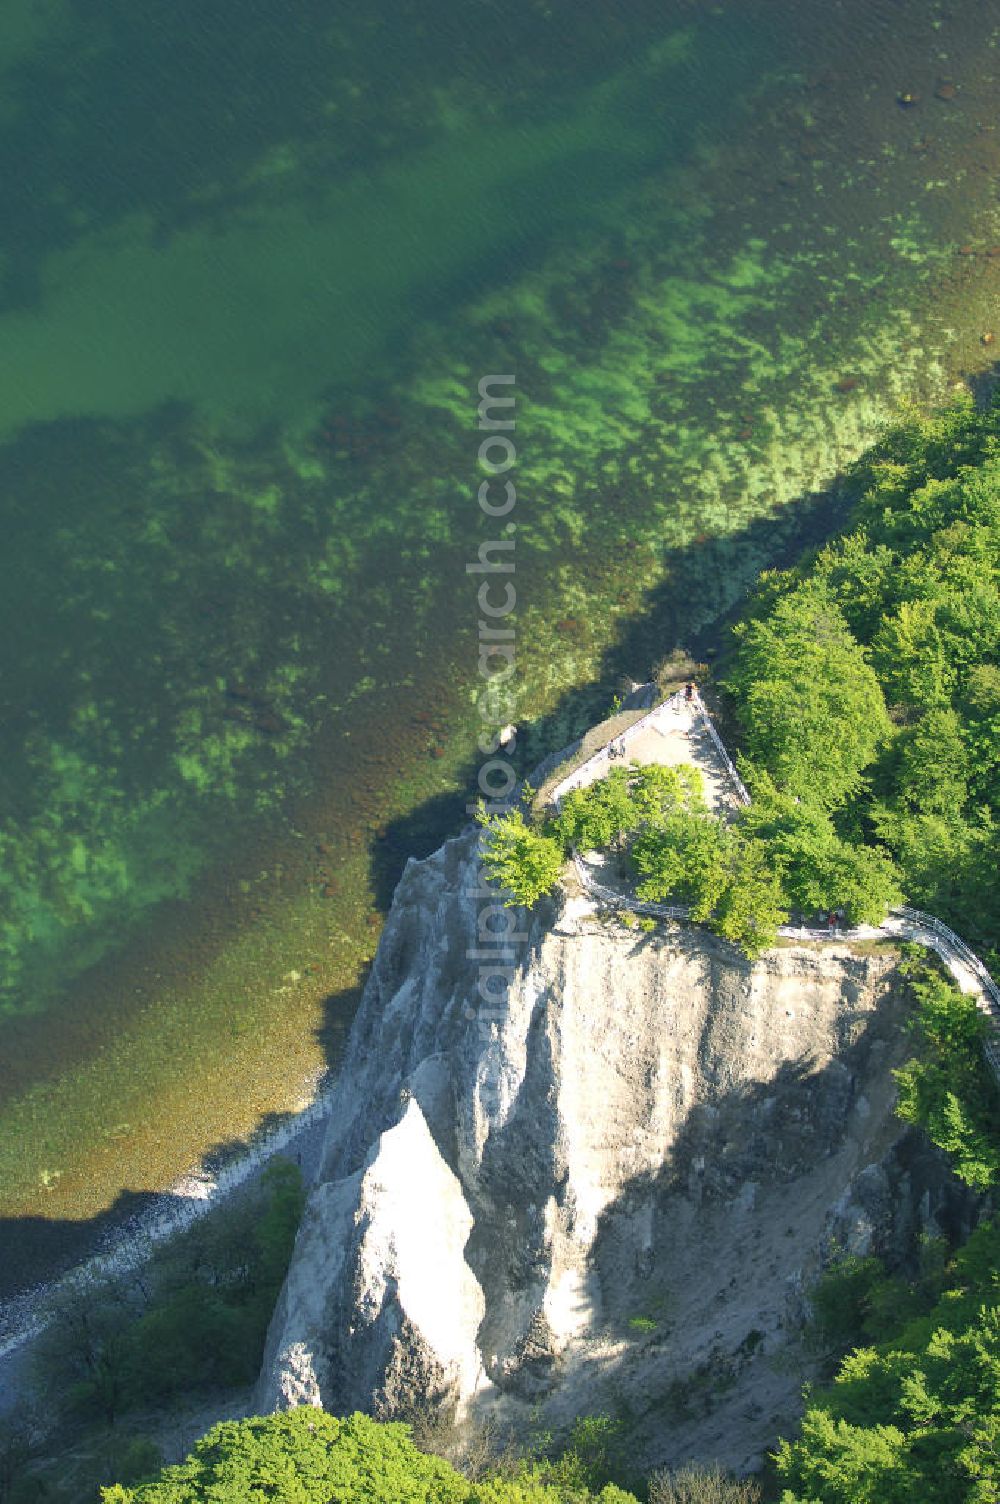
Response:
[727,394,1000,963]
[729,397,1000,1504]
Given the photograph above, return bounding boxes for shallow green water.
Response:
[2,0,1000,1268]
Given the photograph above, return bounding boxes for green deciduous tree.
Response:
[893,708,970,819]
[552,764,705,857]
[708,835,788,959]
[893,965,1000,1192]
[103,1411,471,1504]
[737,770,901,924]
[710,397,1000,1504]
[870,598,958,712]
[632,813,729,918]
[478,808,565,909]
[553,768,646,857]
[776,1307,1000,1504]
[727,584,892,810]
[724,394,1000,953]
[775,1409,910,1504]
[256,1158,307,1289]
[33,1281,136,1427]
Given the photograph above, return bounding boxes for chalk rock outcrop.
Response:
[258,827,975,1471]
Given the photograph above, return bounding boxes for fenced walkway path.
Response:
[565,686,1000,1082]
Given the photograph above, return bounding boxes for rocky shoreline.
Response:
[0,1076,333,1410]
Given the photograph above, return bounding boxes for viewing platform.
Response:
[549,686,749,816]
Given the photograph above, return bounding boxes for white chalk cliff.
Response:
[257,827,976,1472]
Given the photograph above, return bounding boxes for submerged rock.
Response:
[257,826,977,1472]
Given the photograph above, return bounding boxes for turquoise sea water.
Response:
[2,0,1000,1280]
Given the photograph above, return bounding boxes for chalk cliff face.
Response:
[257,827,975,1473]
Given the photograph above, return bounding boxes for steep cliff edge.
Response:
[257,827,975,1473]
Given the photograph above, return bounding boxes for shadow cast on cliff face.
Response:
[499,986,982,1477]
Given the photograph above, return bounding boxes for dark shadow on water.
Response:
[369,471,856,913]
[370,790,470,915]
[965,361,1000,410]
[0,452,946,1347]
[0,1193,167,1308]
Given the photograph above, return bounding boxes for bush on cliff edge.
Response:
[100,1408,643,1504]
